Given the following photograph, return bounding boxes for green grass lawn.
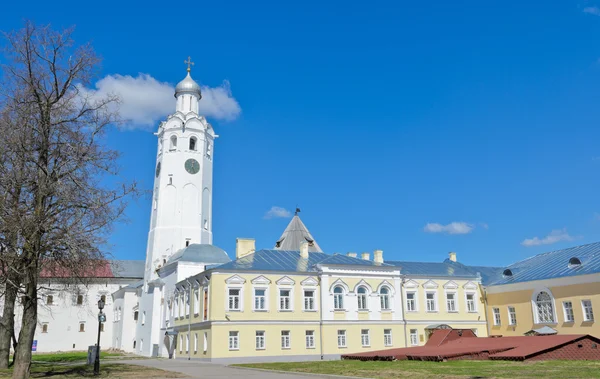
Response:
[237,359,600,378]
[28,351,123,363]
[0,363,184,378]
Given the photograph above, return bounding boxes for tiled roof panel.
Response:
[486,242,600,286]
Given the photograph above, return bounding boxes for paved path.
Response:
[118,358,360,379]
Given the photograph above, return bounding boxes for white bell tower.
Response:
[144,57,216,280]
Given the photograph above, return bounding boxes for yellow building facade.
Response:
[168,237,489,363]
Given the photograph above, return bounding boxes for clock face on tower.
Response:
[155,162,161,177]
[185,158,200,174]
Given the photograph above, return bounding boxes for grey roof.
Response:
[109,260,145,278]
[213,249,389,273]
[526,326,558,335]
[275,215,323,253]
[386,261,480,278]
[486,241,600,286]
[167,244,231,265]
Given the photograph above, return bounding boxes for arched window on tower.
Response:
[170,135,177,151]
[189,137,197,151]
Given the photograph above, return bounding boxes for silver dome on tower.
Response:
[174,56,202,98]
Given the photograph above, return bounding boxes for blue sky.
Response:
[2,1,600,267]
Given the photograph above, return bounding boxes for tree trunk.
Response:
[0,281,18,368]
[11,278,36,379]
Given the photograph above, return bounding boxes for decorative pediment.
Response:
[404,279,419,289]
[276,276,296,286]
[377,280,395,293]
[443,280,459,289]
[200,276,210,286]
[301,277,319,287]
[422,280,439,289]
[353,279,373,292]
[225,274,246,285]
[329,278,349,292]
[251,275,271,285]
[463,281,478,290]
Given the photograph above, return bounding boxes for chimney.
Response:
[361,252,370,260]
[373,249,384,264]
[347,252,357,258]
[449,252,457,262]
[236,238,255,259]
[300,241,309,259]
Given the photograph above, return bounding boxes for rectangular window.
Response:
[46,295,53,305]
[281,330,291,349]
[194,333,198,353]
[446,292,457,312]
[508,306,517,325]
[228,331,239,350]
[361,329,370,347]
[303,290,315,311]
[306,330,315,349]
[406,292,416,311]
[384,329,393,346]
[337,330,346,348]
[563,301,575,322]
[582,300,595,321]
[255,331,265,350]
[279,289,291,311]
[185,292,190,317]
[42,324,48,333]
[194,290,200,315]
[493,307,501,325]
[76,295,83,305]
[186,334,189,353]
[466,293,476,312]
[410,329,418,346]
[426,292,437,312]
[228,289,241,311]
[203,332,208,352]
[254,289,266,311]
[203,289,209,321]
[179,335,183,354]
[79,322,85,332]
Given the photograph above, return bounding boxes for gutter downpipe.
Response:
[318,272,325,360]
[399,277,408,347]
[185,279,192,361]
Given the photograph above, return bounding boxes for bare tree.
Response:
[0,22,136,378]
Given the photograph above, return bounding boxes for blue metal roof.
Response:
[486,242,600,286]
[167,244,231,264]
[213,249,390,272]
[387,261,481,278]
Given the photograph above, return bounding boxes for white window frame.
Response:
[227,287,243,312]
[383,329,393,346]
[278,288,293,311]
[333,286,345,310]
[582,299,594,322]
[405,291,417,312]
[255,331,265,350]
[409,329,418,346]
[179,335,183,354]
[281,330,291,349]
[531,288,557,324]
[508,306,517,325]
[253,287,268,312]
[194,289,200,315]
[465,292,477,313]
[361,329,370,347]
[186,334,190,353]
[563,301,575,323]
[492,307,501,326]
[228,331,239,351]
[203,332,208,352]
[303,289,317,311]
[445,291,457,313]
[357,286,369,310]
[425,291,437,312]
[337,330,346,348]
[305,330,315,349]
[379,287,391,311]
[194,333,198,353]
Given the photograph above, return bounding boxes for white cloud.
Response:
[584,6,600,15]
[423,222,474,235]
[521,228,575,247]
[79,74,241,129]
[264,206,292,219]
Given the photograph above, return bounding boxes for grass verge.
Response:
[236,359,600,378]
[29,351,123,363]
[0,363,186,378]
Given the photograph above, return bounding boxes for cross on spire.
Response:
[184,56,195,73]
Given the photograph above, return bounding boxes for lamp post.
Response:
[94,299,105,375]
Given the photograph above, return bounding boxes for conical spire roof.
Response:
[274,213,322,253]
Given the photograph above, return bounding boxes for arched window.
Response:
[568,257,582,268]
[357,287,368,310]
[502,269,513,277]
[170,135,177,150]
[333,286,344,310]
[380,287,390,310]
[535,291,555,323]
[189,137,197,151]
